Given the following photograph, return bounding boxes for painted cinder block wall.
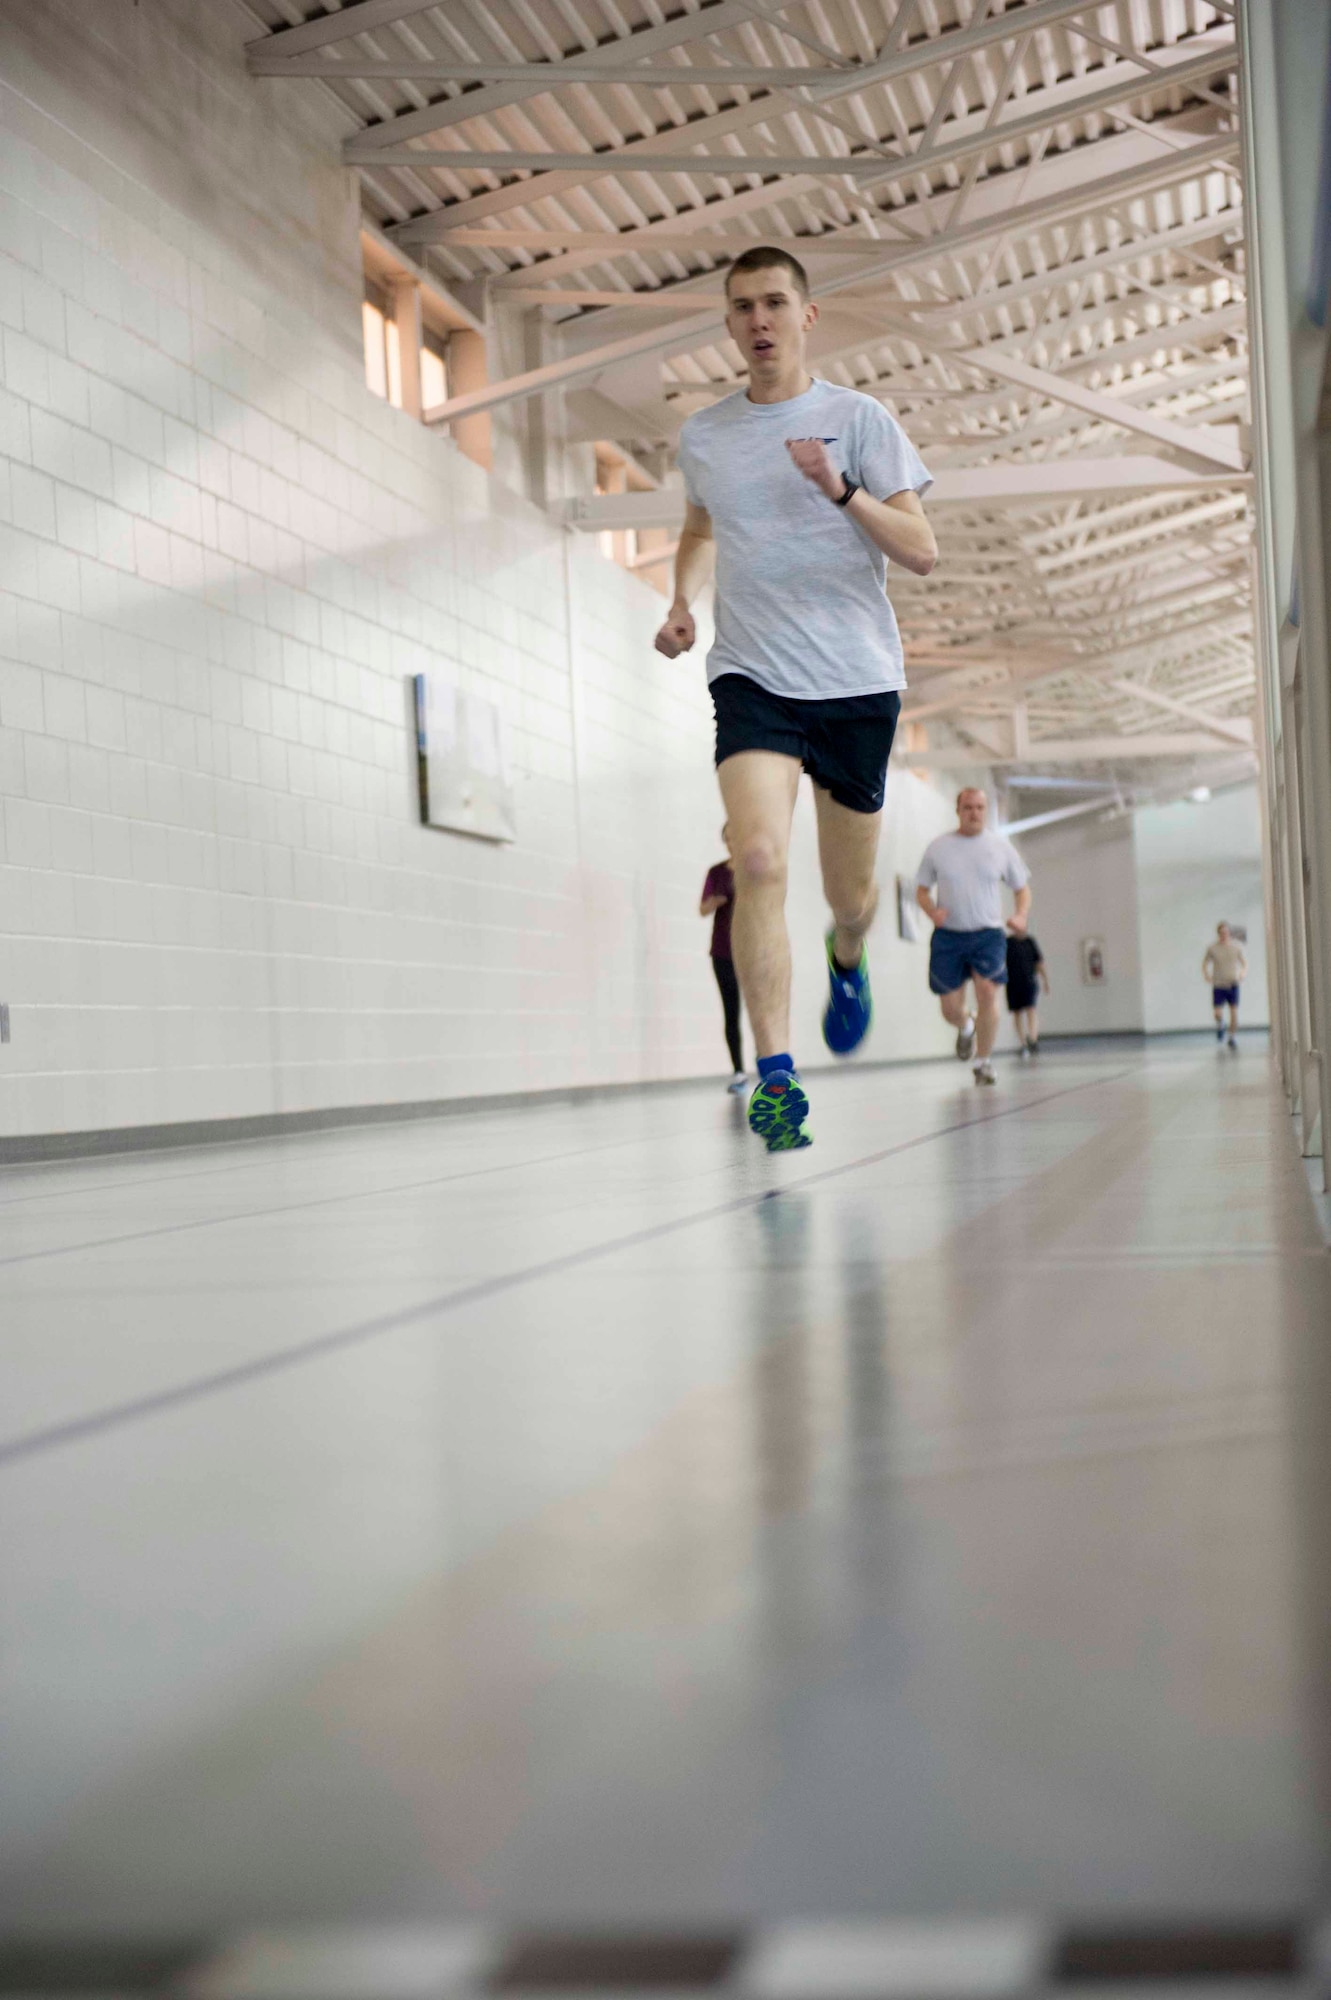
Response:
[1134,785,1269,1032]
[1017,785,1270,1041]
[1013,815,1146,1039]
[0,1,958,1140]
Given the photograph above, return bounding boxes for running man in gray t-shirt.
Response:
[1203,921,1247,1049]
[916,788,1031,1086]
[653,245,936,1152]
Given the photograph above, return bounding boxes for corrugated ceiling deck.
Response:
[240,0,1253,799]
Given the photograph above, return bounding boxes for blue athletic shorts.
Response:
[1213,984,1240,1007]
[929,926,1008,995]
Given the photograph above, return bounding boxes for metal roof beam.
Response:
[553,122,1237,351]
[504,216,1240,313]
[348,45,1235,174]
[1106,678,1253,744]
[254,58,853,84]
[1033,492,1247,570]
[1043,556,1248,607]
[1011,475,1247,548]
[365,143,1142,176]
[1062,576,1249,636]
[953,348,1246,472]
[790,349,1247,449]
[348,0,1122,161]
[858,43,1236,193]
[250,0,760,105]
[475,113,1233,292]
[896,732,1238,766]
[746,297,1248,471]
[883,213,1242,319]
[244,0,448,58]
[935,281,1244,363]
[905,609,1254,713]
[463,178,816,279]
[360,37,1234,243]
[906,458,1246,506]
[423,131,1240,424]
[858,346,1248,479]
[434,228,897,251]
[423,310,723,428]
[1040,541,1249,598]
[795,298,1248,416]
[559,457,1250,530]
[1000,796,1122,834]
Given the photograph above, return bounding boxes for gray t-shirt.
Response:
[917,830,1030,932]
[677,377,932,700]
[1204,939,1247,984]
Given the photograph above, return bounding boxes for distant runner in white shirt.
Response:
[916,788,1031,1086]
[1203,921,1247,1050]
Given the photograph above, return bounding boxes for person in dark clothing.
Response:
[1006,926,1048,1055]
[700,827,748,1092]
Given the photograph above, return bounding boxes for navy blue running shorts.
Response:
[1213,983,1240,1006]
[929,926,1008,995]
[710,672,901,815]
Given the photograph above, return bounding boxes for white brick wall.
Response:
[0,3,955,1140]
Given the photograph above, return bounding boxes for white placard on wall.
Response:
[896,875,923,943]
[414,673,516,843]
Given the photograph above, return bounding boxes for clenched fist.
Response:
[785,436,845,501]
[654,602,696,658]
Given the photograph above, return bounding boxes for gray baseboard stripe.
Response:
[0,1031,1258,1166]
[0,1074,718,1165]
[0,1050,946,1165]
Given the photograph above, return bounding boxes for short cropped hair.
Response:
[957,787,987,809]
[725,245,811,302]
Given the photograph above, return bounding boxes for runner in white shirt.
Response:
[915,789,1032,1086]
[1202,921,1247,1050]
[654,245,936,1152]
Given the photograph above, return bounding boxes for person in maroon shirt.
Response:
[700,827,748,1092]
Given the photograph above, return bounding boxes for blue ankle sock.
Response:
[758,1052,795,1081]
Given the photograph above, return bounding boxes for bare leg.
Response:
[973,976,1002,1060]
[1229,1002,1240,1041]
[1012,1007,1028,1046]
[812,785,881,966]
[718,750,802,1060]
[939,986,971,1031]
[1026,1005,1039,1046]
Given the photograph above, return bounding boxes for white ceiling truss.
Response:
[244,0,1254,793]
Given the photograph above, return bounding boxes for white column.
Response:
[447,328,493,470]
[1238,0,1331,1173]
[389,275,424,420]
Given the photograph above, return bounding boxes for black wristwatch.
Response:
[833,478,859,507]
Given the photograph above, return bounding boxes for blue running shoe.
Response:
[747,1070,812,1151]
[822,933,872,1056]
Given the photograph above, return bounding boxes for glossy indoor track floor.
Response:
[3,1039,1331,1930]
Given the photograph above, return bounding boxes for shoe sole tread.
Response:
[748,1077,812,1150]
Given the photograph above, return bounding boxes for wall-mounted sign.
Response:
[896,875,922,943]
[413,674,515,843]
[1080,936,1106,986]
